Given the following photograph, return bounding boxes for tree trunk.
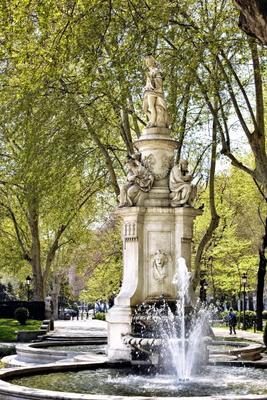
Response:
[234,0,267,45]
[120,107,134,154]
[256,217,267,330]
[193,101,220,289]
[249,40,267,198]
[27,194,44,301]
[51,274,62,320]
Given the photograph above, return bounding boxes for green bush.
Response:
[243,310,256,328]
[93,312,106,321]
[14,307,29,325]
[262,311,267,320]
[263,323,267,347]
[218,310,256,328]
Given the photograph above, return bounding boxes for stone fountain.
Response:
[107,55,202,362]
[0,56,266,400]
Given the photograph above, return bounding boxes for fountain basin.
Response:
[0,361,267,400]
[208,340,265,362]
[2,339,107,367]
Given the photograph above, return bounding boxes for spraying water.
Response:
[171,257,189,379]
[167,257,209,381]
[129,257,211,380]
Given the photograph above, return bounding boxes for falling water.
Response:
[130,257,210,380]
[166,257,209,381]
[171,257,189,379]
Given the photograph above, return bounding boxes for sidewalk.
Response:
[213,326,264,344]
[50,320,264,344]
[49,318,107,339]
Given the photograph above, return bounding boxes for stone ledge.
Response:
[0,361,267,400]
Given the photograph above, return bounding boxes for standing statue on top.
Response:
[169,159,197,207]
[119,152,154,207]
[143,55,170,129]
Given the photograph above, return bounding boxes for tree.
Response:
[1,0,265,314]
[79,217,122,304]
[234,0,267,45]
[195,162,265,309]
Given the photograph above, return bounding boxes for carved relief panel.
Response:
[152,249,168,282]
[146,230,174,299]
[142,153,174,180]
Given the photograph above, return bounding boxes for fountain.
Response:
[107,55,202,364]
[0,56,266,400]
[121,256,211,378]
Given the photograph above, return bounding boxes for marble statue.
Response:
[119,153,154,207]
[169,159,197,207]
[143,55,170,128]
[152,250,168,282]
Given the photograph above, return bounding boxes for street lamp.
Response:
[26,275,32,302]
[241,273,247,330]
[200,279,208,302]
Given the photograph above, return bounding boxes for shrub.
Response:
[218,310,256,328]
[263,323,267,348]
[242,310,256,328]
[0,344,16,357]
[93,312,106,321]
[14,307,29,325]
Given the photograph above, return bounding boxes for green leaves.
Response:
[195,161,266,297]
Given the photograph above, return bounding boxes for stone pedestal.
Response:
[107,206,202,361]
[135,128,177,208]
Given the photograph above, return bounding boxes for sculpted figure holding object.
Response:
[169,159,196,207]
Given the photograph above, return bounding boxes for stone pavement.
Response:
[50,319,265,344]
[212,326,264,344]
[49,318,107,339]
[0,320,264,345]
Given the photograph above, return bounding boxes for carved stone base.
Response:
[107,206,202,361]
[106,305,132,361]
[144,187,170,207]
[134,134,178,203]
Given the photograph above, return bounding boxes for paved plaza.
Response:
[49,318,107,338]
[50,318,265,343]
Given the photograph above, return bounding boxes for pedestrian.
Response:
[228,308,237,334]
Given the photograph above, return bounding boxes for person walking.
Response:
[228,308,237,334]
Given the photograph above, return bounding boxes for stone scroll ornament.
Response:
[152,249,168,282]
[118,152,154,207]
[169,159,197,207]
[143,55,170,128]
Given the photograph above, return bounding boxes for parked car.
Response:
[63,308,78,320]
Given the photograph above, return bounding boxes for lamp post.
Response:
[200,279,208,302]
[26,275,32,302]
[241,273,247,330]
[203,280,208,302]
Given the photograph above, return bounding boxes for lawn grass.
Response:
[0,319,42,342]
